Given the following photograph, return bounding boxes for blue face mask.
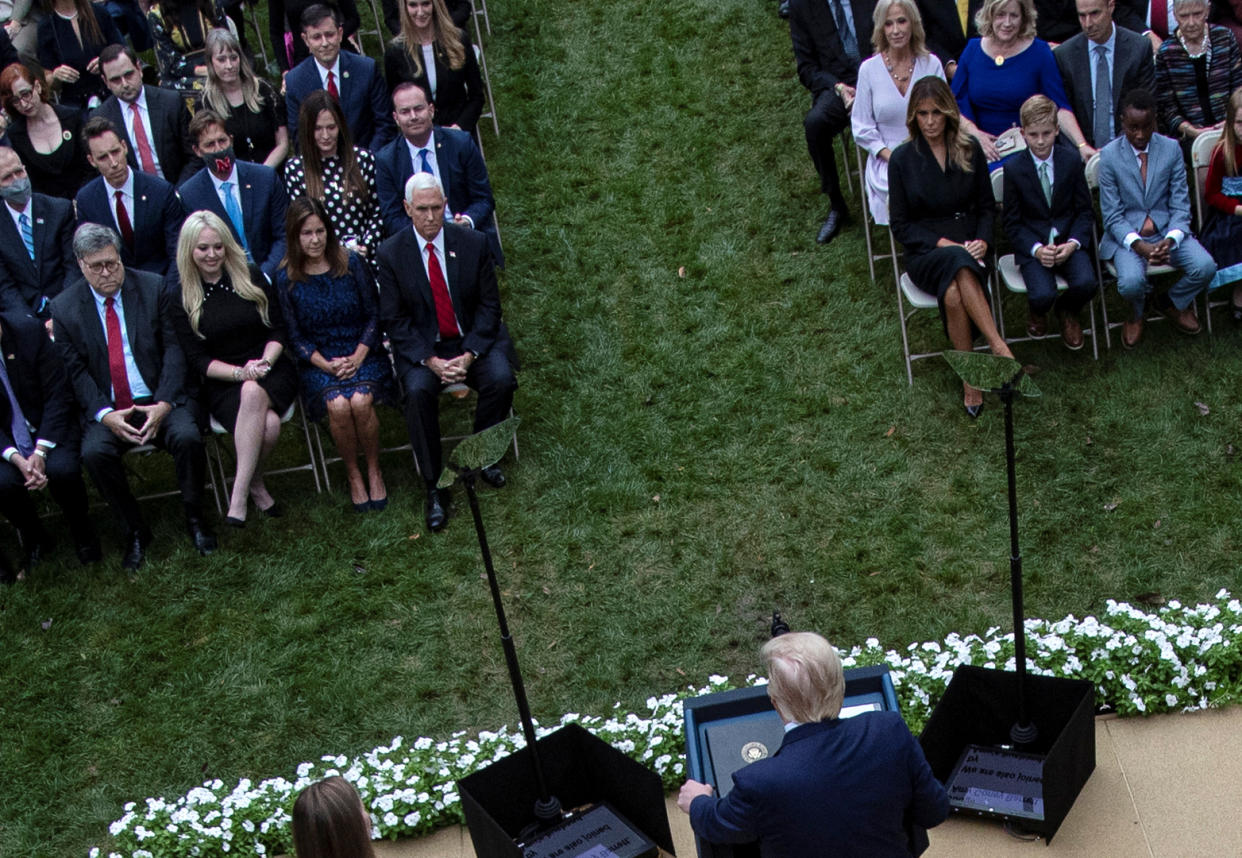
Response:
[0,175,32,207]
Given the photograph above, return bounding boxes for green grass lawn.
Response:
[4,0,1242,853]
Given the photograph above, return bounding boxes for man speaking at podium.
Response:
[677,632,949,856]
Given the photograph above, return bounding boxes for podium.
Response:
[681,666,900,858]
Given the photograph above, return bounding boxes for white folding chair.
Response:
[990,167,1100,358]
[124,440,224,516]
[1191,129,1226,331]
[854,142,895,286]
[472,0,491,37]
[208,399,323,496]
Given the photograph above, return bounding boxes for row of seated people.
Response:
[886,80,1235,417]
[795,0,1242,247]
[0,0,487,200]
[1,167,515,581]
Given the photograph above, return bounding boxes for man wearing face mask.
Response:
[177,110,290,282]
[0,147,75,329]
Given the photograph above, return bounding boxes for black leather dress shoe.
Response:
[187,518,217,556]
[964,402,984,419]
[480,465,506,488]
[121,531,148,571]
[778,0,790,17]
[816,209,847,244]
[425,488,447,532]
[76,538,103,565]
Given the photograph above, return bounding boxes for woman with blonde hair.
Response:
[851,0,945,224]
[1202,86,1242,319]
[292,776,376,858]
[172,210,298,526]
[889,76,1015,417]
[196,28,289,169]
[383,0,483,134]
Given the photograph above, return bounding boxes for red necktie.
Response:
[104,296,134,409]
[327,70,339,100]
[114,190,134,249]
[425,243,460,338]
[130,102,158,175]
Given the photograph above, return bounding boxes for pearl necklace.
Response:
[883,51,915,84]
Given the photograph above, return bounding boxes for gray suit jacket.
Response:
[1097,130,1191,259]
[1054,25,1155,149]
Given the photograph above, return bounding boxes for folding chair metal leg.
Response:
[248,2,269,70]
[473,0,491,37]
[474,42,499,137]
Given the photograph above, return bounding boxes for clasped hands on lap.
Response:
[102,401,172,446]
[426,352,475,385]
[1034,242,1079,267]
[1133,237,1174,266]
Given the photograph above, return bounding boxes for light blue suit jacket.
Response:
[1097,131,1192,260]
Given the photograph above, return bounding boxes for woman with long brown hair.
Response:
[889,75,1014,417]
[36,0,123,111]
[383,0,483,134]
[276,197,392,511]
[283,91,383,257]
[292,776,376,858]
[1202,86,1242,319]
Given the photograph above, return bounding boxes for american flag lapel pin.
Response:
[36,218,44,224]
[343,70,350,79]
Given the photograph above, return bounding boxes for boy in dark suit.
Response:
[1003,95,1098,348]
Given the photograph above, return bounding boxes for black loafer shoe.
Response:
[425,488,447,532]
[816,209,847,245]
[76,538,103,565]
[121,531,147,571]
[187,518,217,556]
[259,501,283,518]
[964,402,984,419]
[480,465,506,488]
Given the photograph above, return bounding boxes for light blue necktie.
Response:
[418,148,434,174]
[0,353,35,458]
[221,181,252,261]
[18,212,33,260]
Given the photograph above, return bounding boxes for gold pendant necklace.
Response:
[994,53,1005,66]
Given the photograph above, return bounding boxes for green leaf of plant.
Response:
[447,415,521,473]
[942,350,1036,395]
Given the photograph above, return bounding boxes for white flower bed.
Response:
[92,591,1242,858]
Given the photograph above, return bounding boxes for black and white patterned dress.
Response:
[282,147,385,252]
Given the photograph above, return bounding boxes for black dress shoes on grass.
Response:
[425,488,448,532]
[816,209,848,245]
[187,518,217,556]
[480,465,506,488]
[122,530,152,572]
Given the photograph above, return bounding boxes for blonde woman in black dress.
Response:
[173,210,298,525]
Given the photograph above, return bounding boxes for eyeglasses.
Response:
[11,88,36,105]
[84,259,122,275]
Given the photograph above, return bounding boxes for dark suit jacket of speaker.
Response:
[374,126,503,266]
[92,86,199,186]
[50,268,189,420]
[688,713,949,858]
[789,0,875,95]
[374,222,514,376]
[284,50,395,150]
[177,161,290,281]
[75,171,187,279]
[1054,25,1156,148]
[917,0,983,68]
[0,194,75,321]
[1002,144,1094,264]
[0,310,75,452]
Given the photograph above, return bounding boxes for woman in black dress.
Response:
[384,0,483,134]
[196,27,288,169]
[36,0,123,111]
[0,62,90,199]
[173,210,299,526]
[889,76,1014,417]
[283,91,383,257]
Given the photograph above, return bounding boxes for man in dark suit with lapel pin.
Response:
[92,45,198,186]
[178,110,290,282]
[788,0,876,245]
[0,147,75,328]
[1054,0,1155,158]
[0,309,99,583]
[376,172,516,532]
[284,3,394,150]
[917,0,984,75]
[76,117,186,284]
[50,223,216,571]
[375,81,504,266]
[1003,96,1098,348]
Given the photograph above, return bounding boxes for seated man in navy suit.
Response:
[285,3,394,150]
[1098,88,1216,347]
[678,631,949,858]
[93,44,198,186]
[1002,95,1098,349]
[375,81,504,266]
[178,110,290,282]
[0,309,99,583]
[76,117,186,283]
[0,147,74,328]
[376,172,516,533]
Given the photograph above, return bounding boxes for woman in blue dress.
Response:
[276,197,394,512]
[950,0,1087,165]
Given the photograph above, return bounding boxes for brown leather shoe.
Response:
[1027,313,1048,337]
[1060,313,1084,350]
[1122,317,1144,349]
[1165,305,1202,335]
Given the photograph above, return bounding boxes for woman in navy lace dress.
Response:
[276,197,393,512]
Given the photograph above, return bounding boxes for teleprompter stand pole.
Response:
[462,471,563,829]
[1001,379,1037,746]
